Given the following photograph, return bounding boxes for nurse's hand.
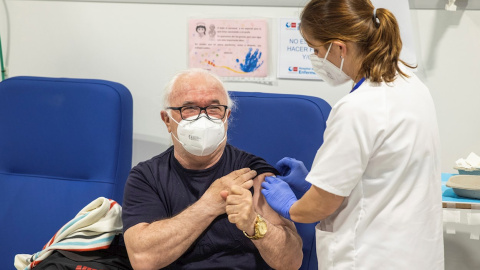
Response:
[275,157,311,198]
[261,176,297,220]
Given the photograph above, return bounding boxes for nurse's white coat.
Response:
[307,72,444,270]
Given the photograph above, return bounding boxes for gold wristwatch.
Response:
[243,214,267,240]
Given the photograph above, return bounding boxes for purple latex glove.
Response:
[261,176,297,220]
[275,157,311,198]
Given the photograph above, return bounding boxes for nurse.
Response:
[261,0,444,269]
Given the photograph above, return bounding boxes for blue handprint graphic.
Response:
[236,48,264,73]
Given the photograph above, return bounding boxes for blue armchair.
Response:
[0,76,133,268]
[228,91,331,270]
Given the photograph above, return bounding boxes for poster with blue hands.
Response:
[189,19,268,77]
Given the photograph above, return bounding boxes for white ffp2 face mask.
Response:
[309,43,351,86]
[169,113,226,156]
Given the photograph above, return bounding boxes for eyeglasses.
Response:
[167,105,229,121]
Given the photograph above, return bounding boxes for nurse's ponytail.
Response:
[300,0,416,83]
[363,8,415,83]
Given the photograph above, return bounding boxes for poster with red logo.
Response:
[277,18,320,80]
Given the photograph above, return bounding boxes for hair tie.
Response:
[373,8,380,25]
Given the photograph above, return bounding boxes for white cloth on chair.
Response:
[14,197,123,270]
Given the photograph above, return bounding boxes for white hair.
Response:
[162,68,235,110]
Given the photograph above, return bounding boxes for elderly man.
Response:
[122,68,303,270]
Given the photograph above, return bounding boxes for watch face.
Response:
[257,218,267,235]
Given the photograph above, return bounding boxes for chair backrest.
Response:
[227,91,331,270]
[0,76,133,268]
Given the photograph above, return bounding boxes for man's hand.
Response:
[202,168,256,216]
[223,185,257,235]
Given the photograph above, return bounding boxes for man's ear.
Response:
[160,110,172,133]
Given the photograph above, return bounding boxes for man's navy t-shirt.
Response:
[122,144,278,269]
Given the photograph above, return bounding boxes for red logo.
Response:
[291,22,297,28]
[293,67,298,72]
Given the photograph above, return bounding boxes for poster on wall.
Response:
[188,18,268,78]
[277,18,318,80]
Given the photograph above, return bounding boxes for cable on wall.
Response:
[1,0,10,80]
[0,33,5,80]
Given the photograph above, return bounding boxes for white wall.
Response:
[0,0,479,172]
